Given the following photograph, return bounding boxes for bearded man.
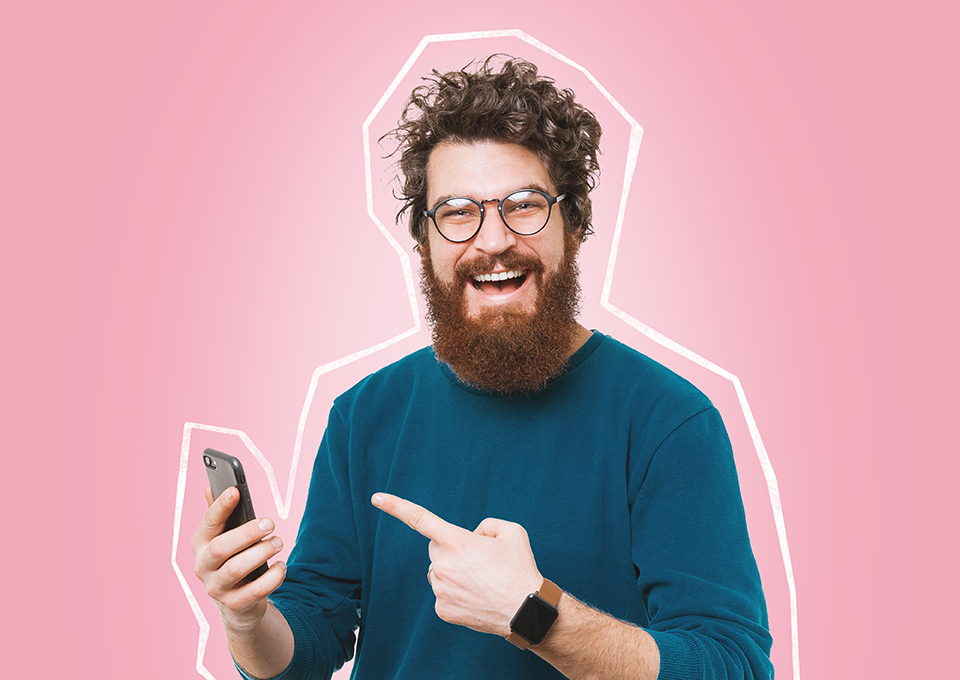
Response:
[192,57,773,680]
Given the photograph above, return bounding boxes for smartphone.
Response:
[203,448,269,582]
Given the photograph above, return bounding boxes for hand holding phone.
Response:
[201,448,270,581]
[192,448,287,633]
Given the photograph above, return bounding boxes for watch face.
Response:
[510,593,560,645]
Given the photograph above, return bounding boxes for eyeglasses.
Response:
[423,189,566,243]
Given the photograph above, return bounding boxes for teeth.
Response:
[472,270,524,282]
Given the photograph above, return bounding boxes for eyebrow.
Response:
[430,183,553,207]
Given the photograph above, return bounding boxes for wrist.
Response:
[219,601,269,640]
[506,578,562,649]
[223,602,296,680]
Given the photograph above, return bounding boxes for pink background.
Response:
[3,1,956,678]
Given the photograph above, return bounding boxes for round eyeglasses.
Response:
[423,189,566,243]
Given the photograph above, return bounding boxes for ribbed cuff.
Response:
[232,603,318,680]
[645,629,702,680]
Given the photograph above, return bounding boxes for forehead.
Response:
[425,141,555,203]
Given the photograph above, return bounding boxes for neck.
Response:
[566,324,594,360]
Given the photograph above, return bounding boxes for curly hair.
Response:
[383,55,602,244]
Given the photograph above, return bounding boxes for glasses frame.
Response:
[423,189,566,244]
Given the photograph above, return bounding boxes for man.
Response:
[192,56,773,680]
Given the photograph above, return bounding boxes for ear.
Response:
[415,234,431,263]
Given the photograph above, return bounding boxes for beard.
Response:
[419,232,582,395]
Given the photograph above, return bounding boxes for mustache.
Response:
[454,252,545,282]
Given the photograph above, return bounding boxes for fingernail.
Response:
[270,536,283,550]
[259,518,274,533]
[371,493,383,507]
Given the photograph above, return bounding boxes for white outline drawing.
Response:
[171,29,800,680]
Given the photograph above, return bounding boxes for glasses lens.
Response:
[501,190,551,235]
[434,198,482,242]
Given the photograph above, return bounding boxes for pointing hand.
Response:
[372,492,543,636]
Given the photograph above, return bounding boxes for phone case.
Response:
[203,448,269,581]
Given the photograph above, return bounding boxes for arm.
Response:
[372,493,661,680]
[529,407,774,679]
[191,485,294,679]
[258,405,363,680]
[225,602,295,680]
[532,592,660,680]
[628,407,773,679]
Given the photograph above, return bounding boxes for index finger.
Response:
[372,493,463,544]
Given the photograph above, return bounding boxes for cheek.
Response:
[540,236,569,273]
[425,239,463,283]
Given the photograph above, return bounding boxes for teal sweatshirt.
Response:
[249,332,773,679]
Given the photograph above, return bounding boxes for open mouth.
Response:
[470,269,529,295]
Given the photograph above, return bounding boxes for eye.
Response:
[503,192,548,214]
[437,199,480,223]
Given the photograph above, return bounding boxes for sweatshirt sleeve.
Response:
[244,405,362,680]
[630,406,774,680]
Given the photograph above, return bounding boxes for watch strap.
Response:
[537,579,562,606]
[506,579,561,649]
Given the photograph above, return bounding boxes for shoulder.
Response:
[582,332,714,416]
[572,332,726,463]
[590,335,739,501]
[331,345,440,419]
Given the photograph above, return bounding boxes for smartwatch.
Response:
[506,579,562,649]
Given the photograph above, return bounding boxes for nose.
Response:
[472,200,517,255]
